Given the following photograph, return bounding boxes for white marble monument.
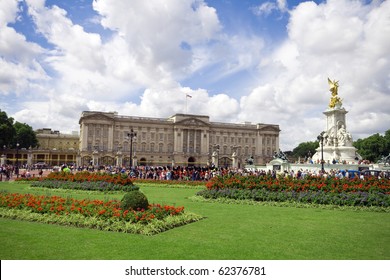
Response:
[312,79,361,164]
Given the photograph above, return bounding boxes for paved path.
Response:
[1,169,52,182]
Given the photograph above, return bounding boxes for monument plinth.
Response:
[312,79,361,164]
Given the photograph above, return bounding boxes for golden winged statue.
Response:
[328,78,342,108]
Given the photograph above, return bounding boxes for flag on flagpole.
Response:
[186,94,192,98]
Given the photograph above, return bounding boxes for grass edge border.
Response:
[189,195,390,212]
[0,208,204,236]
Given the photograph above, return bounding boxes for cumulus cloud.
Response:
[0,0,47,97]
[1,0,389,152]
[240,0,390,149]
[251,0,288,17]
[93,0,221,85]
[2,0,226,131]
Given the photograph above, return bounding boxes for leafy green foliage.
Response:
[0,110,38,149]
[0,208,202,236]
[353,130,390,162]
[120,191,149,210]
[13,121,38,149]
[289,141,319,160]
[290,129,390,162]
[0,109,16,148]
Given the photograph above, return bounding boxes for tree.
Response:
[384,130,390,155]
[291,141,319,159]
[0,109,16,148]
[13,121,38,149]
[353,132,389,162]
[290,130,390,163]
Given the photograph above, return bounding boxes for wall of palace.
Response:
[1,112,280,169]
[78,111,280,168]
[1,128,79,167]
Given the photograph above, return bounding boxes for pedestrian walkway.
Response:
[0,169,51,182]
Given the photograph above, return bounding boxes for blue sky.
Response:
[1,0,389,151]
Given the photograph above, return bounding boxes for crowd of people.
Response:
[61,164,390,180]
[0,163,44,181]
[1,162,389,181]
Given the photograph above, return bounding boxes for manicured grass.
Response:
[0,182,389,260]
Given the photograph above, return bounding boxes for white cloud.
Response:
[0,2,47,98]
[1,0,389,153]
[93,0,221,84]
[252,0,288,17]
[253,2,278,17]
[287,0,369,54]
[241,0,390,149]
[0,0,20,26]
[2,0,225,132]
[27,2,106,72]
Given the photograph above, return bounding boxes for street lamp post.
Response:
[15,143,20,178]
[317,132,325,173]
[127,129,137,170]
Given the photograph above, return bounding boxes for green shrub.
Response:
[121,191,149,210]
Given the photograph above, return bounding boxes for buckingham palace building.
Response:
[78,111,280,168]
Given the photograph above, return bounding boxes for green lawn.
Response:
[0,182,389,260]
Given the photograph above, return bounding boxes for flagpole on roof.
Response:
[185,94,192,114]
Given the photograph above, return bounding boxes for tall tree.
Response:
[0,109,16,148]
[383,130,390,156]
[13,122,38,149]
[291,141,319,159]
[353,133,387,162]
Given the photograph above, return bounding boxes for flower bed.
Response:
[197,188,389,207]
[199,175,390,207]
[16,171,137,192]
[133,178,206,187]
[16,171,206,188]
[30,180,139,192]
[16,171,134,186]
[0,192,202,235]
[205,175,390,193]
[0,192,184,223]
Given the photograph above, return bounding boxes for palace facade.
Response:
[0,112,280,169]
[78,111,280,168]
[1,128,79,167]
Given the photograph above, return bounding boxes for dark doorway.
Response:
[188,157,196,166]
